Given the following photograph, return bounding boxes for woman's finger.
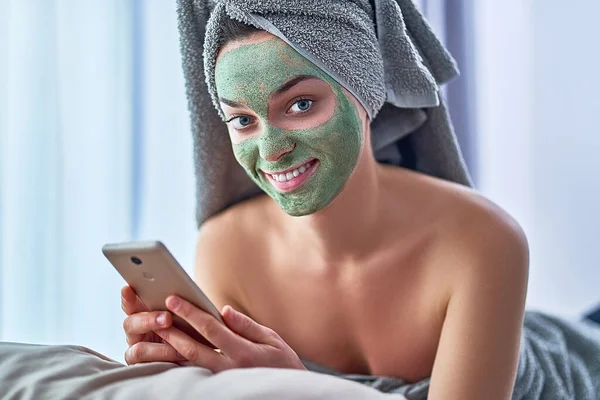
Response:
[121,285,148,315]
[166,296,242,353]
[125,341,187,365]
[222,305,280,346]
[154,326,226,372]
[123,311,173,335]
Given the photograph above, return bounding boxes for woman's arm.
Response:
[428,205,529,400]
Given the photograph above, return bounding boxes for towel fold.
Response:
[176,0,472,226]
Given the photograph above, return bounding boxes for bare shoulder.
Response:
[417,170,529,297]
[390,172,530,399]
[383,168,530,398]
[436,177,530,280]
[193,194,274,311]
[383,166,529,280]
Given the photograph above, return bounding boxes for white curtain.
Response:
[0,0,196,362]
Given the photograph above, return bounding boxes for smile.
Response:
[263,159,319,192]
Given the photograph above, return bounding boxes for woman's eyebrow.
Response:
[219,75,319,108]
[219,97,245,108]
[272,75,317,97]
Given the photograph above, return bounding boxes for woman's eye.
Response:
[230,116,254,129]
[289,99,313,113]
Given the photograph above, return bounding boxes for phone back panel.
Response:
[102,241,223,345]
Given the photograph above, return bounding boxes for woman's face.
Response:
[215,33,364,216]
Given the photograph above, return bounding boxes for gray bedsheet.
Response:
[304,311,600,400]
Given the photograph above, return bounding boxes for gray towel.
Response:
[176,0,472,226]
[303,312,600,400]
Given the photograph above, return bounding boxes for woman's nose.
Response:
[259,128,296,162]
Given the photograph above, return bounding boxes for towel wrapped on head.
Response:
[176,0,472,226]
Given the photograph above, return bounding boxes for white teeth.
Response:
[269,160,316,184]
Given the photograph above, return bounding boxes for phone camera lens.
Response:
[131,256,142,265]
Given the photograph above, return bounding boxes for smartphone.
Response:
[102,240,223,347]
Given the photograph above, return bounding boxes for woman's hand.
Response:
[121,285,187,365]
[154,295,306,373]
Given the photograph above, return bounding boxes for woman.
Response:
[121,11,530,400]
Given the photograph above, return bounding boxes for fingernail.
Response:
[156,313,167,326]
[167,297,180,310]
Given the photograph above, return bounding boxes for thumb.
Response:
[222,305,277,345]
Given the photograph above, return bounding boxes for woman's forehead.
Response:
[216,32,318,84]
[214,36,367,119]
[216,30,279,61]
[214,37,329,105]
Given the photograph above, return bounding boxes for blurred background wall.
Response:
[1,0,598,362]
[474,0,600,318]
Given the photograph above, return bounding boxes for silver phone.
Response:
[102,240,223,347]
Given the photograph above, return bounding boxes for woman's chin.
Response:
[279,203,318,217]
[276,194,338,217]
[284,208,316,217]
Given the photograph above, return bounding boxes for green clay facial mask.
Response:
[215,37,363,216]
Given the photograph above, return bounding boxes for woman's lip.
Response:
[263,160,319,193]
